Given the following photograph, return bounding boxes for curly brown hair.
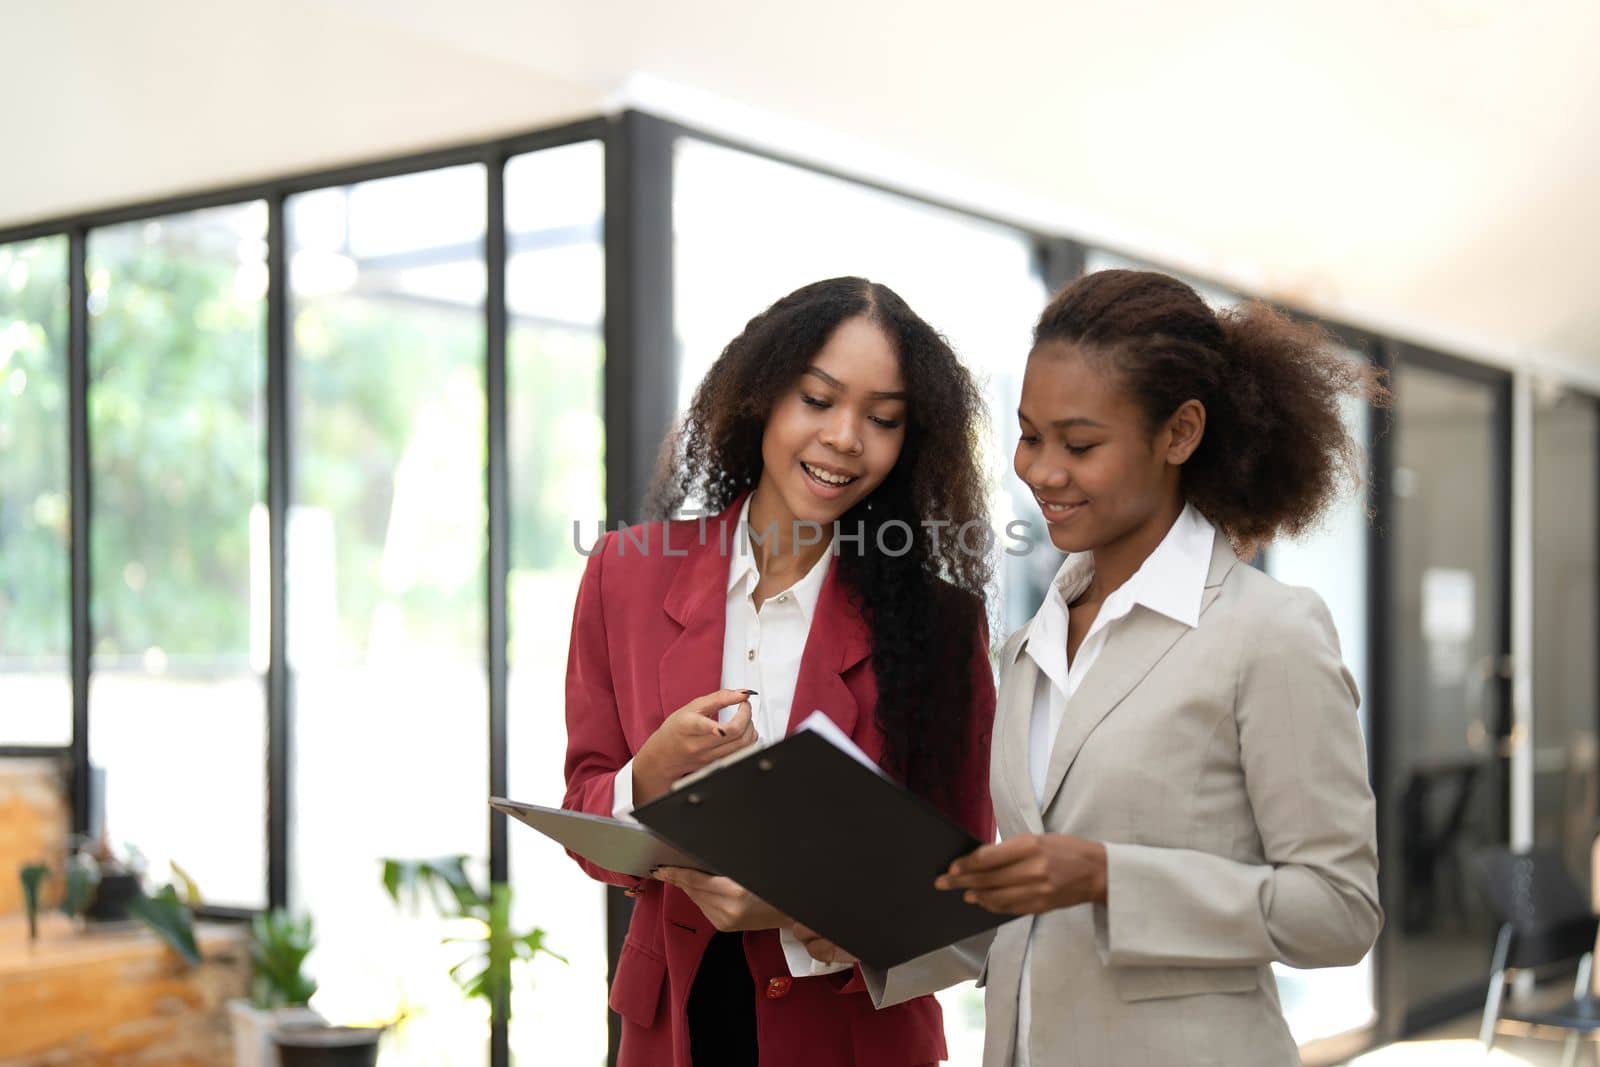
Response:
[1034,269,1388,556]
[650,277,992,810]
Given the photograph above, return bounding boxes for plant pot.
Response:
[85,870,142,922]
[229,1000,323,1067]
[272,1025,382,1067]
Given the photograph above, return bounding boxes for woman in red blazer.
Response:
[562,277,997,1066]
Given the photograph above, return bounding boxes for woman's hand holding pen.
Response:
[654,868,788,932]
[936,833,1108,915]
[631,689,760,806]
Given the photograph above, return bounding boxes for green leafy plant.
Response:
[250,909,319,1010]
[51,837,204,966]
[380,856,564,1028]
[19,864,47,940]
[61,850,97,916]
[127,884,202,965]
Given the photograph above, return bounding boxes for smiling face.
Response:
[1014,340,1200,556]
[752,315,908,533]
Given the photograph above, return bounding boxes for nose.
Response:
[819,408,863,457]
[1019,453,1068,490]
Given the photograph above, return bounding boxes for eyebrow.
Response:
[805,366,908,401]
[1017,411,1107,430]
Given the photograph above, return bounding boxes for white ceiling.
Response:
[5,0,1598,384]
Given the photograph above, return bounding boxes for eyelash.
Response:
[801,393,900,429]
[1017,434,1094,456]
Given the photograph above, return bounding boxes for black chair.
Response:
[1473,847,1600,1066]
[1402,760,1482,933]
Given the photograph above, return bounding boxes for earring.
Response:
[865,497,874,512]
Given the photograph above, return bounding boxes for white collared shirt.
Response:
[1014,503,1215,1067]
[611,496,846,977]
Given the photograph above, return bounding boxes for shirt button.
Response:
[775,594,788,603]
[747,649,756,661]
[765,976,793,999]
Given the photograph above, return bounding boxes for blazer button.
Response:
[765,976,793,999]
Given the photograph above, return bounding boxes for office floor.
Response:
[1346,984,1600,1067]
[1348,1025,1599,1066]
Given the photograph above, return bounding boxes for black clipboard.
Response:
[631,728,1003,969]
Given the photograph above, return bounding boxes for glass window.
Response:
[1263,365,1376,1044]
[287,165,489,1061]
[675,138,1047,635]
[1390,360,1508,1018]
[1532,386,1599,883]
[0,236,71,747]
[674,138,1046,1063]
[503,140,609,1066]
[86,205,268,907]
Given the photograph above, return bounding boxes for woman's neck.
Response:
[1085,496,1185,604]
[746,482,831,584]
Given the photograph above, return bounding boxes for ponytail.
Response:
[1034,270,1388,556]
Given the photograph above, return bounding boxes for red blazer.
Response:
[562,498,996,1067]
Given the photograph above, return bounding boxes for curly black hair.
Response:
[649,277,992,811]
[1034,269,1389,557]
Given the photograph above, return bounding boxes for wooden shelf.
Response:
[0,913,249,1066]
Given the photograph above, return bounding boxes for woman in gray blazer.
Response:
[801,268,1385,1066]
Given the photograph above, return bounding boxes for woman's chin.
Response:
[774,485,847,530]
[1047,529,1091,554]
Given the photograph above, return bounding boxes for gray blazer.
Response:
[872,531,1381,1067]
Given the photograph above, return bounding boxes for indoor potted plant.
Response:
[379,856,565,1038]
[20,846,203,964]
[230,909,324,1067]
[271,1024,386,1067]
[255,909,383,1067]
[69,832,144,922]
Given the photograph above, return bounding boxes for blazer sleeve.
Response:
[1095,586,1382,970]
[560,533,643,889]
[859,928,996,1008]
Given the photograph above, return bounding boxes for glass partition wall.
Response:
[0,237,72,748]
[1385,354,1514,1031]
[502,140,609,1066]
[0,126,613,1067]
[86,205,270,908]
[1532,388,1600,881]
[285,164,493,1056]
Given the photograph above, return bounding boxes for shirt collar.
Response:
[726,495,833,622]
[1020,502,1216,667]
[1114,502,1215,629]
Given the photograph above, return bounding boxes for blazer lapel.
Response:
[786,564,870,740]
[656,502,742,725]
[1036,527,1240,812]
[998,637,1046,834]
[1036,610,1191,812]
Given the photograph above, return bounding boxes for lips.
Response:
[801,461,859,488]
[1035,496,1086,521]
